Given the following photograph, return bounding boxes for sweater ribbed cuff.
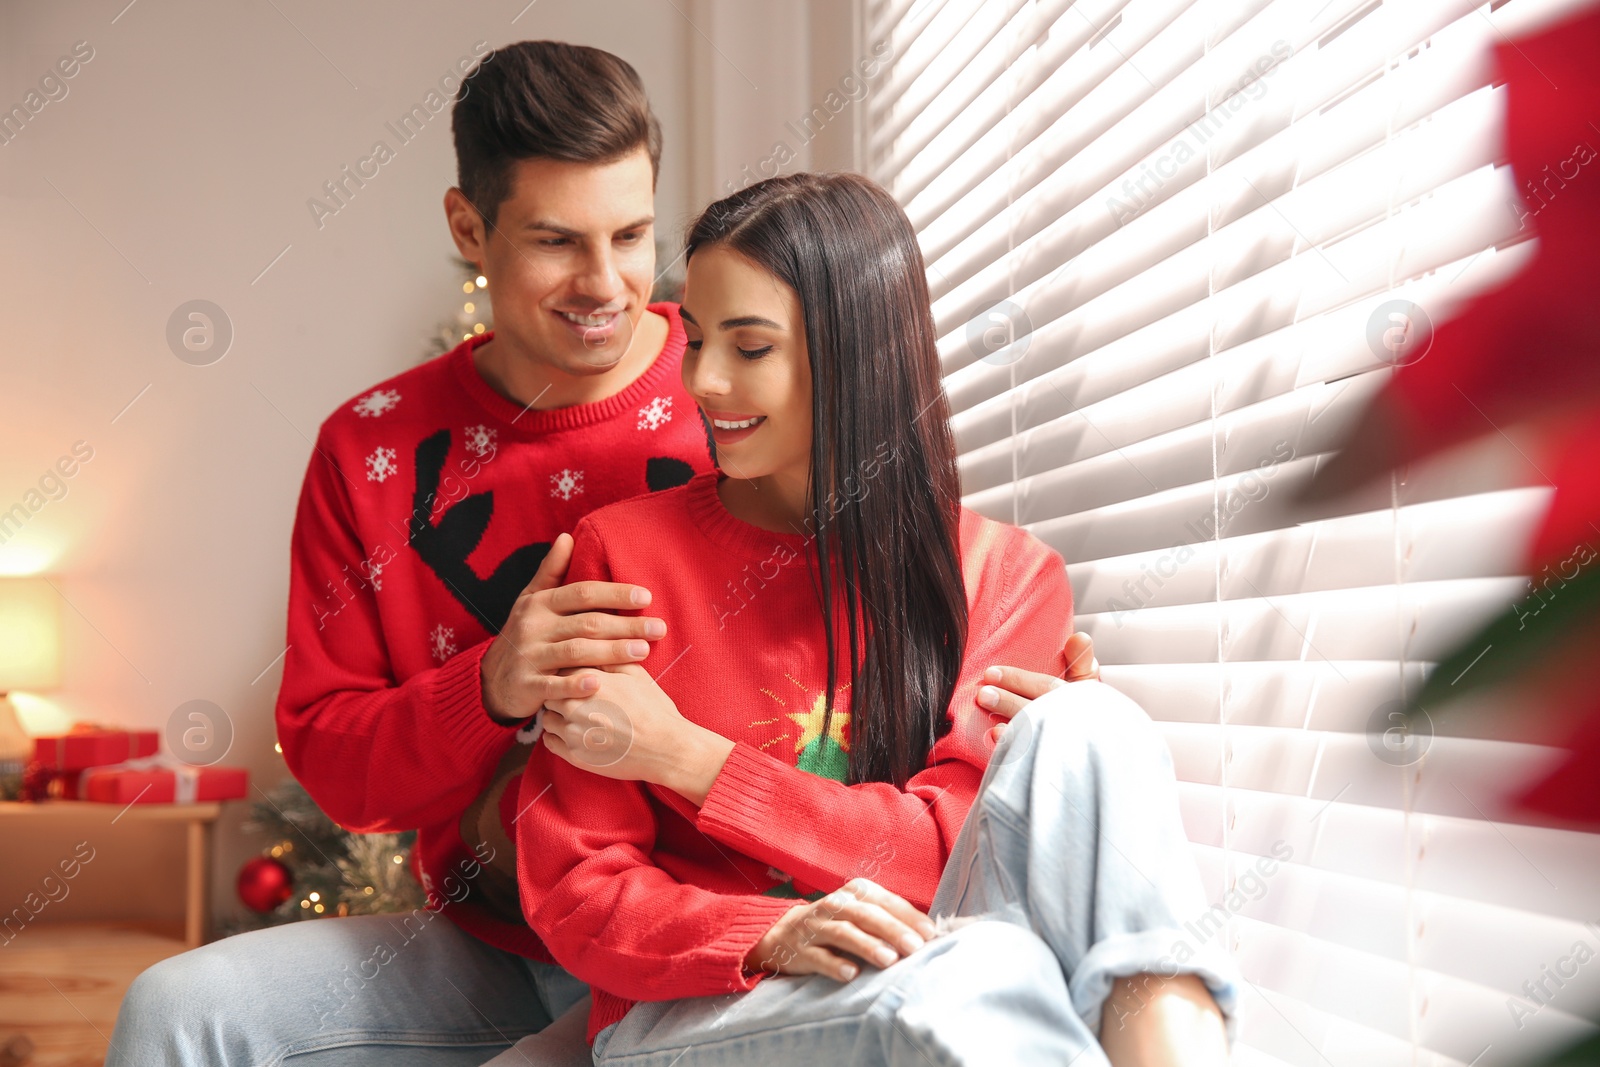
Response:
[580,894,800,1045]
[694,741,789,853]
[430,637,521,767]
[689,894,806,994]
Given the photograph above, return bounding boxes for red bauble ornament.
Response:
[236,856,294,913]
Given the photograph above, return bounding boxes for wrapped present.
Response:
[34,724,159,770]
[79,755,248,805]
[31,725,160,799]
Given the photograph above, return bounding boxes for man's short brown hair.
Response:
[451,40,662,228]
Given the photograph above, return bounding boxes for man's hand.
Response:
[744,878,938,982]
[976,631,1099,738]
[538,662,734,801]
[480,532,666,723]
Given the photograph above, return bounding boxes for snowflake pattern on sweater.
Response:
[353,389,401,418]
[428,623,457,662]
[365,446,398,482]
[550,468,584,500]
[275,305,717,975]
[636,395,672,431]
[463,424,496,457]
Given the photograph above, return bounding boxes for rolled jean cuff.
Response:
[1069,927,1241,1044]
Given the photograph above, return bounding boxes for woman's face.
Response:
[679,245,813,485]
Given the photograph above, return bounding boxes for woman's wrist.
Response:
[663,723,736,806]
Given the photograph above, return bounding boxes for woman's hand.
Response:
[744,878,939,982]
[976,631,1100,740]
[539,662,734,799]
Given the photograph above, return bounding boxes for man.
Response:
[107,40,1095,1065]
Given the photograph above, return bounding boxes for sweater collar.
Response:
[449,302,687,434]
[685,469,814,560]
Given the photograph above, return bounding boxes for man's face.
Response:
[475,148,657,375]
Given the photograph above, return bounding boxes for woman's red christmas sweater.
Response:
[514,468,1075,1043]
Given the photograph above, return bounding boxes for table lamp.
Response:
[0,577,60,795]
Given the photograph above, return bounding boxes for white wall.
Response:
[0,0,851,928]
[685,0,870,207]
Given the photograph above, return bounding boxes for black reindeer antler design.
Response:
[407,429,550,634]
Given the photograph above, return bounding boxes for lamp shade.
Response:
[0,577,61,692]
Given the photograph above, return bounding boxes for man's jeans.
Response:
[578,681,1240,1066]
[104,877,590,1064]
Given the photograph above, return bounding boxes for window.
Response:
[866,0,1600,1062]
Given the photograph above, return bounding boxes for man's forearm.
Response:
[278,642,517,832]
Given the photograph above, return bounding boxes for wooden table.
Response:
[0,800,222,1066]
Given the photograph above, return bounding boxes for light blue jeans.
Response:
[573,680,1240,1066]
[104,901,591,1065]
[109,681,1236,1066]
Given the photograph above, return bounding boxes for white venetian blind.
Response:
[865,0,1600,1064]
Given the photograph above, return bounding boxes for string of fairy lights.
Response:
[265,835,407,916]
[462,273,489,340]
[259,837,405,915]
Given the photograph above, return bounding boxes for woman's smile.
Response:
[705,409,768,443]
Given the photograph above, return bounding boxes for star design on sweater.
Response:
[353,389,401,418]
[787,694,851,775]
[755,674,853,784]
[757,685,852,902]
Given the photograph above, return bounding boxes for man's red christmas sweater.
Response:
[515,468,1075,1043]
[275,303,716,960]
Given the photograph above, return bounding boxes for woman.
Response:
[500,173,1237,1065]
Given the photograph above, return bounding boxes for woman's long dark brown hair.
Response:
[685,172,967,788]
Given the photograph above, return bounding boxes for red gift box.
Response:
[34,726,159,769]
[80,760,249,805]
[33,726,160,799]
